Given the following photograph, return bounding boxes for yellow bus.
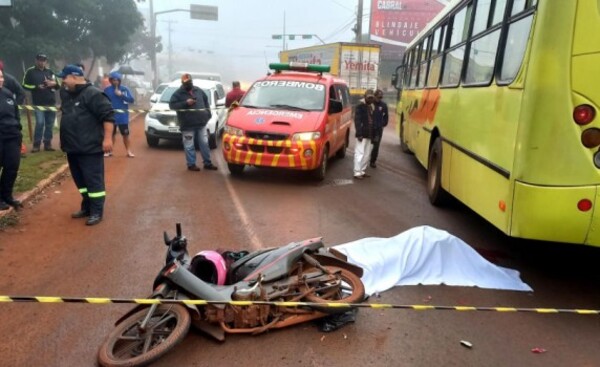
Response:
[392,0,600,247]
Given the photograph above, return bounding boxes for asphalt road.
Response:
[0,113,599,367]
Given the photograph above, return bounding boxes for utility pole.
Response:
[149,0,157,89]
[162,20,177,80]
[282,11,286,51]
[355,0,363,43]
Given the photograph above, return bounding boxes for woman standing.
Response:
[0,69,23,210]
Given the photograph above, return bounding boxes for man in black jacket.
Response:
[0,69,24,211]
[22,54,60,152]
[169,73,217,171]
[58,65,115,226]
[353,89,375,179]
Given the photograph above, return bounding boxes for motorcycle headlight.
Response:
[291,132,321,141]
[224,125,244,137]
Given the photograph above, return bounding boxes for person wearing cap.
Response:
[104,71,135,157]
[58,64,115,226]
[370,89,388,169]
[169,73,218,171]
[353,89,376,179]
[0,69,24,211]
[22,53,60,152]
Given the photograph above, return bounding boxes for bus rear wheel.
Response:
[427,137,450,206]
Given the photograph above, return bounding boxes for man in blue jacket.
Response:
[169,73,217,171]
[104,72,135,157]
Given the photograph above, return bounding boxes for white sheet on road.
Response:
[332,226,533,296]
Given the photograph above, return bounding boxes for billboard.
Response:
[370,0,448,61]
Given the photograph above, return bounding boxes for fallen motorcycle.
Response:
[98,223,365,367]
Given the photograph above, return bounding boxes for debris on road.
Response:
[460,340,473,349]
[531,347,547,354]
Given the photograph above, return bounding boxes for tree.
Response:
[0,0,154,79]
[120,27,162,65]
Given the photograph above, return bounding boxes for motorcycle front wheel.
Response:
[302,266,365,307]
[98,304,191,367]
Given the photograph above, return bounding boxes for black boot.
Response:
[86,214,103,226]
[4,198,22,209]
[0,201,9,211]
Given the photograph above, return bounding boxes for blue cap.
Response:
[108,71,122,81]
[57,64,84,78]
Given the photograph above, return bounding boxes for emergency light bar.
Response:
[269,63,331,73]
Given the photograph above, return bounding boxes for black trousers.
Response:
[67,152,106,216]
[0,134,22,202]
[370,128,383,164]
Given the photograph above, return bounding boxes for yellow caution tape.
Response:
[0,295,598,315]
[18,104,225,114]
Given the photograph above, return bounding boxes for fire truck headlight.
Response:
[291,132,321,141]
[224,126,244,137]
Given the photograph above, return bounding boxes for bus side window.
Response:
[498,15,534,83]
[441,4,473,87]
[427,26,443,88]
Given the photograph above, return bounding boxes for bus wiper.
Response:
[269,104,311,111]
[241,104,260,108]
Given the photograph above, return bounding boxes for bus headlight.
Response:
[292,132,321,141]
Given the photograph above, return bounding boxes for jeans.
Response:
[33,110,56,146]
[181,126,212,167]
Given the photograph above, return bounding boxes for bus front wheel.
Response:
[427,138,450,206]
[400,118,411,154]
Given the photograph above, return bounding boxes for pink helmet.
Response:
[190,250,227,286]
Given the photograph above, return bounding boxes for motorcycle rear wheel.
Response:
[302,266,365,307]
[98,304,191,367]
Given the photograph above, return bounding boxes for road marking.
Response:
[215,153,263,251]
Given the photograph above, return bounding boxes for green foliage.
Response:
[15,150,66,194]
[0,0,150,78]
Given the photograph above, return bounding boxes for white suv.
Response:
[144,79,227,149]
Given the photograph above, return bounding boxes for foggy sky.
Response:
[136,0,368,87]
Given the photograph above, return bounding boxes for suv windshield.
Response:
[242,80,326,111]
[160,87,212,104]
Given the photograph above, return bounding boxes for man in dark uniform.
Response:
[58,65,114,226]
[0,69,24,210]
[22,53,60,152]
[370,89,388,168]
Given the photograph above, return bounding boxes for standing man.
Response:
[104,71,135,157]
[0,69,24,210]
[22,53,59,152]
[58,65,114,226]
[169,73,218,171]
[370,89,388,168]
[225,81,245,108]
[353,89,375,179]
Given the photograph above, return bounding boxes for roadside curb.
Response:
[0,163,70,220]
